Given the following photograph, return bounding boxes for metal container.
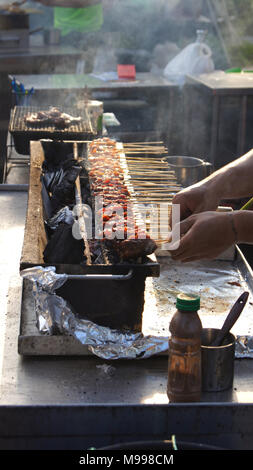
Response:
[167,156,212,187]
[83,100,103,134]
[201,328,235,392]
[9,105,95,155]
[20,139,160,332]
[43,28,61,45]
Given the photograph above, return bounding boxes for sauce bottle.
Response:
[167,293,202,403]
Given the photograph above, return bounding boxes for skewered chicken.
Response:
[88,137,157,260]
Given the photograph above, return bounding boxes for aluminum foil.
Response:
[20,266,168,360]
[235,336,253,358]
[20,256,253,359]
[46,206,74,231]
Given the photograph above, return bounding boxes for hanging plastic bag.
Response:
[164,30,214,84]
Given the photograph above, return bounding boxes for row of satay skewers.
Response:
[119,142,182,245]
[71,138,181,250]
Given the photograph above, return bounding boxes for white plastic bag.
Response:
[164,30,214,84]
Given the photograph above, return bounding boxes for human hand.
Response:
[169,211,236,262]
[171,181,220,223]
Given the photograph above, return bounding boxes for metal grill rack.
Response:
[9,105,95,155]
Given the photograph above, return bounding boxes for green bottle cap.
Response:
[176,293,200,312]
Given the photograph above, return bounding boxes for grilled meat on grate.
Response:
[25,106,83,130]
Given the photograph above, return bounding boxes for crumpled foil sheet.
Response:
[20,266,168,360]
[235,336,253,358]
[46,206,74,231]
[20,261,253,360]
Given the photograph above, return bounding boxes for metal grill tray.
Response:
[18,247,253,356]
[9,105,95,155]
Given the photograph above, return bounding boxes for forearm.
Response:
[197,148,253,200]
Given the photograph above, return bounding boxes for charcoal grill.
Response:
[9,105,96,155]
[20,140,161,331]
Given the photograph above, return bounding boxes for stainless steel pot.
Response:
[166,156,213,188]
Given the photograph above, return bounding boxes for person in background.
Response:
[169,149,253,262]
[35,0,103,71]
[35,1,103,40]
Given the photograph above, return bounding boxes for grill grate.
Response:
[9,105,94,134]
[9,105,96,155]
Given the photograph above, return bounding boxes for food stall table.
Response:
[12,73,178,144]
[1,188,253,450]
[183,72,253,168]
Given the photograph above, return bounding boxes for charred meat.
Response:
[88,137,157,261]
[25,107,82,129]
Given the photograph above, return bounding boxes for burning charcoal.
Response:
[41,140,75,170]
[42,157,81,215]
[43,166,65,193]
[107,238,157,261]
[50,164,82,214]
[43,223,84,264]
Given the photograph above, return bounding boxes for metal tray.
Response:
[9,105,95,155]
[18,246,253,356]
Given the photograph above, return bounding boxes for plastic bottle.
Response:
[167,293,202,403]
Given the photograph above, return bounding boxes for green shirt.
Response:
[54,4,103,36]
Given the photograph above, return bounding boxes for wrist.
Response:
[228,212,238,243]
[233,210,253,244]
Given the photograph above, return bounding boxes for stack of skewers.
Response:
[119,141,182,245]
[63,138,182,249]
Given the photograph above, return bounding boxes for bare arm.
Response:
[169,148,253,262]
[35,0,101,7]
[171,148,253,221]
[202,148,253,201]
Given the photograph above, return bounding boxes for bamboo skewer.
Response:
[126,156,168,161]
[73,142,92,265]
[123,141,165,145]
[124,146,166,149]
[127,166,173,172]
[126,163,169,168]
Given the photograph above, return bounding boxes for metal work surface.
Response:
[13,72,175,92]
[1,190,253,449]
[0,46,82,59]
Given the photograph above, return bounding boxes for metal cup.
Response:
[201,328,235,392]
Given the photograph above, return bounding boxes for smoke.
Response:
[18,1,253,168]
